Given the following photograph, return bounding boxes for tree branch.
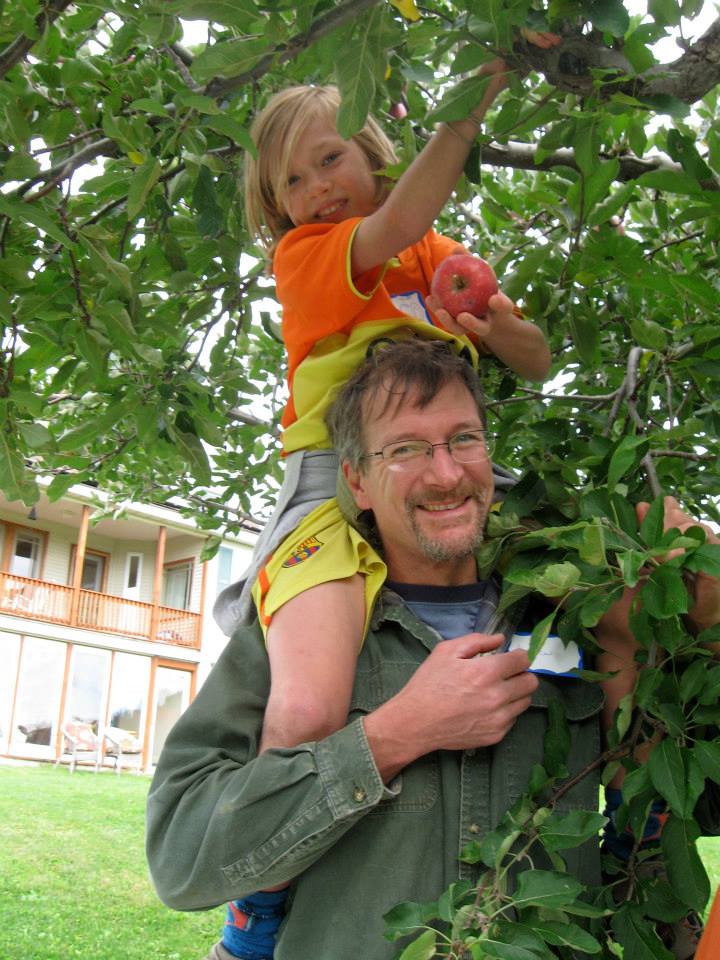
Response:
[205,0,381,98]
[478,140,719,190]
[514,18,720,104]
[0,0,76,80]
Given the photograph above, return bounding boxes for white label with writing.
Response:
[507,633,583,677]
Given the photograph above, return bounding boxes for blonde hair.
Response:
[244,85,398,257]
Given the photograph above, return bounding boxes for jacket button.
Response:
[353,787,367,803]
[469,823,480,834]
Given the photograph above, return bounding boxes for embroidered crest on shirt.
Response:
[282,536,323,567]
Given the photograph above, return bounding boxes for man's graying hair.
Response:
[325,339,487,470]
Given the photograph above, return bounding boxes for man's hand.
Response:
[598,496,720,641]
[641,495,720,634]
[363,632,538,783]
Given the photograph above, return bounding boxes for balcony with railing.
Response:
[0,571,201,648]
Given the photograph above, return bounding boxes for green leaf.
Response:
[172,430,212,484]
[0,197,76,251]
[512,870,583,909]
[620,549,646,588]
[532,919,601,953]
[611,903,674,960]
[584,159,621,215]
[648,739,686,816]
[589,0,631,35]
[661,816,710,911]
[384,901,438,941]
[639,496,665,548]
[684,544,720,578]
[203,115,255,153]
[161,0,260,27]
[641,565,689,619]
[473,937,540,960]
[192,165,224,238]
[397,929,436,960]
[335,8,386,138]
[694,740,720,785]
[0,429,29,499]
[607,435,648,491]
[18,422,53,450]
[568,310,600,366]
[637,169,701,194]
[630,317,668,351]
[579,520,606,566]
[426,75,491,125]
[127,159,162,219]
[525,609,556,665]
[509,562,581,598]
[538,809,607,852]
[189,37,268,83]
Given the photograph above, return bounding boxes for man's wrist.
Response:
[362,696,429,784]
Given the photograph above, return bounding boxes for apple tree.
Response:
[1,1,720,955]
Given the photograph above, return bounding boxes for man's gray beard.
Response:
[406,498,487,563]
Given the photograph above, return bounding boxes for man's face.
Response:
[343,379,494,585]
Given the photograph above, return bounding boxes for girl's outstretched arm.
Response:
[352,58,510,276]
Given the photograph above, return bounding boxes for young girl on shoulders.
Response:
[211,58,553,960]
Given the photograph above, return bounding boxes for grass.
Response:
[0,763,225,960]
[1,764,719,960]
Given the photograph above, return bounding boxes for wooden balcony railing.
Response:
[0,572,201,648]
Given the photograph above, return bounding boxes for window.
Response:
[10,637,65,757]
[0,634,20,753]
[216,546,234,598]
[124,553,143,600]
[162,561,193,610]
[108,652,150,738]
[151,666,192,764]
[69,548,107,592]
[64,647,110,732]
[10,531,42,578]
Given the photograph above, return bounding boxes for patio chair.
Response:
[56,721,100,773]
[103,726,143,774]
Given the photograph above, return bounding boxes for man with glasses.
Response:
[147,340,720,960]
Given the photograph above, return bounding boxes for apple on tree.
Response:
[430,253,498,319]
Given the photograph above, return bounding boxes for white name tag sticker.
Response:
[508,633,583,677]
[390,290,432,324]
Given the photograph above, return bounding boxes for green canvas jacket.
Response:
[146,587,604,959]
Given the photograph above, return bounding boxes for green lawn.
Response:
[1,764,719,960]
[0,764,225,960]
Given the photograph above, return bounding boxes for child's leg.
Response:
[221,575,365,959]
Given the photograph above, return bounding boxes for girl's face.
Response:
[281,114,380,228]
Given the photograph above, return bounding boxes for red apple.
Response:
[430,253,498,318]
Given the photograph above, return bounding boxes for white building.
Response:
[0,481,256,772]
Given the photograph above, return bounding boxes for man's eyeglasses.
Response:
[361,429,493,472]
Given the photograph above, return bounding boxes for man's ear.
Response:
[342,460,372,511]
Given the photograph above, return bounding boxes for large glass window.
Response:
[162,562,193,610]
[108,652,150,739]
[216,546,234,598]
[10,637,65,757]
[0,634,21,753]
[64,646,110,733]
[151,666,192,764]
[10,530,42,578]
